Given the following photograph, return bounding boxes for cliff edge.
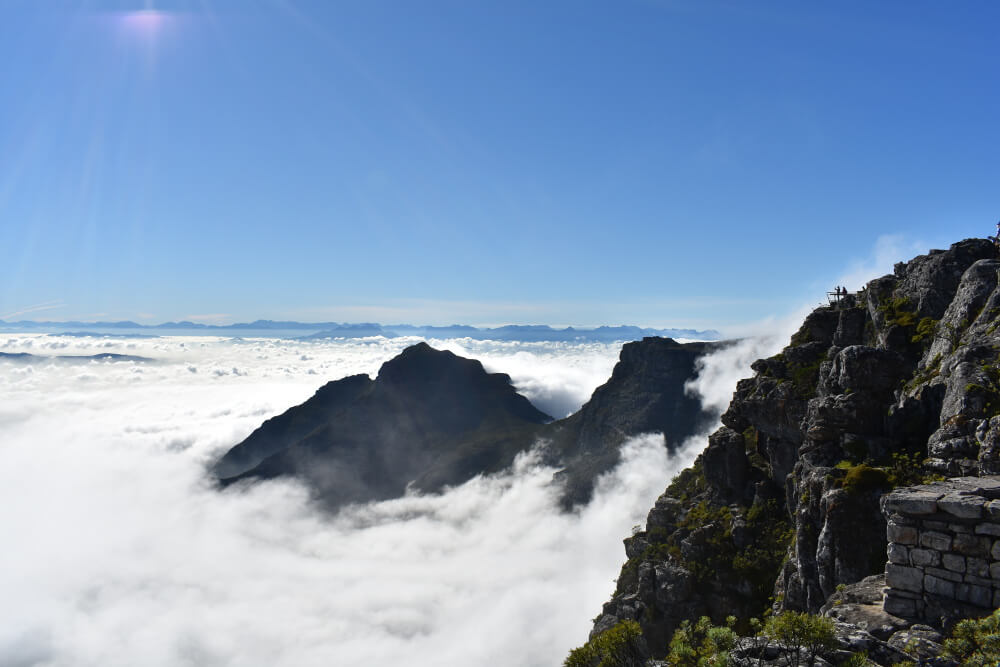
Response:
[589,238,1000,660]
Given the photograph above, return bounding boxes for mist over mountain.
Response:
[217,337,723,509]
[0,333,708,666]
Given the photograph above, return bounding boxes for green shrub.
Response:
[788,357,825,399]
[667,616,737,667]
[942,608,1000,667]
[665,462,706,503]
[911,317,939,344]
[763,611,838,667]
[841,464,891,494]
[564,620,648,667]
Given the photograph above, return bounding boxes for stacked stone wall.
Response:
[881,477,1000,624]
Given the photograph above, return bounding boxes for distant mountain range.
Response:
[0,319,720,342]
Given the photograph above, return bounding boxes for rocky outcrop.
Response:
[546,336,722,506]
[216,342,553,508]
[216,337,721,509]
[589,238,1000,661]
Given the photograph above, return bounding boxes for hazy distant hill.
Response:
[0,318,720,342]
[0,352,153,363]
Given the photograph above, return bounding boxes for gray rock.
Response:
[887,543,909,565]
[888,625,946,661]
[910,548,940,567]
[956,583,992,608]
[942,553,966,573]
[952,533,989,557]
[966,557,989,578]
[925,567,964,583]
[937,493,984,519]
[919,531,952,551]
[887,523,919,545]
[973,522,1000,536]
[884,489,942,516]
[884,593,918,619]
[886,564,924,593]
[925,574,956,597]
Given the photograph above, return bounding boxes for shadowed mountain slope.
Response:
[215,337,722,509]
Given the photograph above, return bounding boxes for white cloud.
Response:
[0,334,690,666]
[0,300,66,320]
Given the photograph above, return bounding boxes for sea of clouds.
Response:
[0,332,771,667]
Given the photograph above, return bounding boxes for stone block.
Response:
[957,583,993,607]
[990,562,1000,580]
[887,543,909,565]
[925,574,956,597]
[975,522,1000,537]
[920,531,952,551]
[965,574,994,588]
[954,476,1000,497]
[884,489,942,515]
[943,553,967,573]
[910,548,940,567]
[884,592,918,618]
[953,534,990,557]
[888,512,917,526]
[994,590,1000,608]
[888,523,919,545]
[951,523,974,533]
[968,557,989,578]
[926,567,964,583]
[922,520,950,531]
[987,500,1000,520]
[992,539,1000,560]
[938,494,984,519]
[886,563,924,593]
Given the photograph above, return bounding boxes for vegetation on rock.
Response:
[564,620,648,667]
[942,608,1000,667]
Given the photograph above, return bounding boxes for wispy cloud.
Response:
[834,234,929,292]
[1,300,66,320]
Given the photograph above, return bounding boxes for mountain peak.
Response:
[214,338,717,510]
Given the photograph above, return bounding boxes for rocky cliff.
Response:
[589,238,1000,659]
[216,337,721,509]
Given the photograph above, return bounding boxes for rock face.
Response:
[589,238,1000,659]
[215,342,552,508]
[215,337,721,509]
[546,336,722,506]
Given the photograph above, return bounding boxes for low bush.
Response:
[564,620,648,667]
[943,608,1000,667]
[764,611,838,667]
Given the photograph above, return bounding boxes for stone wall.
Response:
[881,477,1000,625]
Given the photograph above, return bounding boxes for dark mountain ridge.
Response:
[215,337,723,509]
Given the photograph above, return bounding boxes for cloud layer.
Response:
[0,334,697,667]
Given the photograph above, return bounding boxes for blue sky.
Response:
[1,1,997,330]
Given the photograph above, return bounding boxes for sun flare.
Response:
[118,9,172,36]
